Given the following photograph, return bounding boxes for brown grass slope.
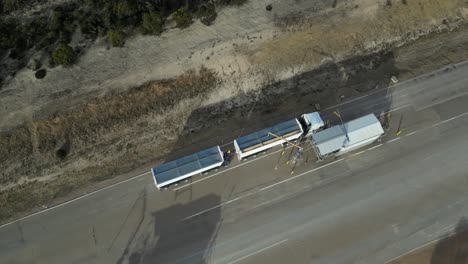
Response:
[0,67,218,220]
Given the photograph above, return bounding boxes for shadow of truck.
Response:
[118,194,222,264]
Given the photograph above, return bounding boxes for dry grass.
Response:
[0,66,219,221]
[252,0,466,69]
[0,127,33,185]
[33,66,218,156]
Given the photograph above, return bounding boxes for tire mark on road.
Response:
[16,221,25,244]
[92,227,98,245]
[108,188,146,253]
[116,187,147,264]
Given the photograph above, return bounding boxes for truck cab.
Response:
[301,112,325,135]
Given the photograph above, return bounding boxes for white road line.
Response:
[348,144,383,157]
[368,143,383,150]
[3,63,467,228]
[386,138,400,143]
[173,140,317,191]
[349,149,369,157]
[325,93,372,110]
[180,109,468,220]
[323,59,451,113]
[383,229,456,264]
[260,158,344,191]
[182,193,256,221]
[181,158,345,220]
[384,104,410,114]
[435,111,468,126]
[247,196,286,212]
[411,111,468,135]
[172,148,294,191]
[227,239,289,264]
[177,93,413,192]
[8,108,467,229]
[386,61,467,91]
[173,104,413,191]
[0,171,151,228]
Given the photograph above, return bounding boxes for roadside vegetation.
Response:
[0,0,465,226]
[0,0,247,81]
[52,43,75,65]
[0,66,219,221]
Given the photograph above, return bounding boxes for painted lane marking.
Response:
[227,239,289,264]
[2,62,467,228]
[383,224,457,264]
[182,193,255,221]
[173,147,296,191]
[0,171,151,228]
[386,138,400,143]
[180,109,468,220]
[344,143,383,158]
[181,158,345,221]
[259,158,344,192]
[173,103,411,191]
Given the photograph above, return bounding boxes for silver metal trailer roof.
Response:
[344,114,384,145]
[234,118,303,159]
[312,114,384,157]
[151,146,224,189]
[312,125,347,156]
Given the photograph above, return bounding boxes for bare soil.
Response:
[0,0,467,223]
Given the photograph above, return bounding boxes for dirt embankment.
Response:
[0,0,467,223]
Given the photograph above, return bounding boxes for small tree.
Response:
[107,30,125,47]
[173,8,192,29]
[217,0,248,6]
[196,4,217,26]
[2,0,24,13]
[52,43,75,66]
[142,12,162,35]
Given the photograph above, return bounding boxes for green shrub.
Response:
[107,30,125,47]
[2,0,26,13]
[0,36,16,49]
[142,12,162,35]
[49,10,64,32]
[52,43,75,66]
[217,0,248,6]
[78,12,102,36]
[106,1,140,30]
[111,1,135,18]
[0,18,19,49]
[196,3,217,26]
[173,8,192,29]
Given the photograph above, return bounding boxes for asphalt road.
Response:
[1,61,468,264]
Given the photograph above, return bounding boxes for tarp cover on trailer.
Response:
[312,125,347,156]
[152,146,223,186]
[344,114,384,145]
[312,114,384,156]
[235,119,302,152]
